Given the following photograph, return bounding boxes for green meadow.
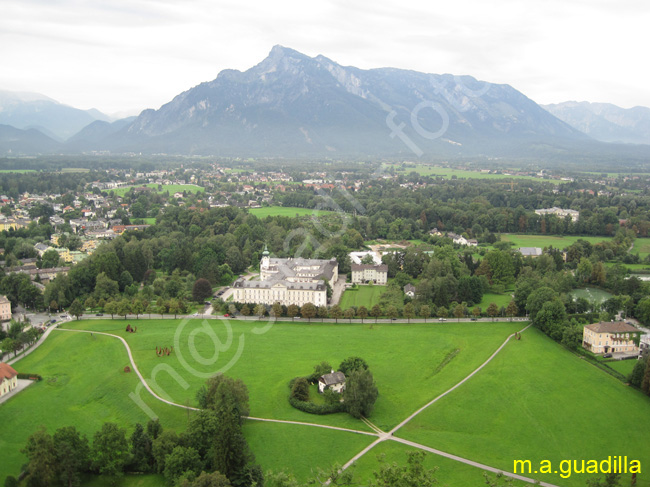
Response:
[399,327,650,487]
[4,318,647,486]
[0,331,188,481]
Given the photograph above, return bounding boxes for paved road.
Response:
[0,379,35,405]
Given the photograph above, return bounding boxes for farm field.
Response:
[399,327,650,487]
[248,206,336,218]
[0,169,37,173]
[570,287,613,304]
[0,331,189,481]
[111,183,205,197]
[339,285,384,309]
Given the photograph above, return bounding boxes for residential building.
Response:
[404,284,416,298]
[0,363,18,398]
[318,371,346,393]
[582,321,641,355]
[0,295,11,321]
[351,264,388,285]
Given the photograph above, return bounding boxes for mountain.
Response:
[82,45,591,157]
[0,90,110,141]
[0,124,61,154]
[66,117,137,151]
[543,101,650,145]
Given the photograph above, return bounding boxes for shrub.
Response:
[288,396,345,415]
[290,377,310,402]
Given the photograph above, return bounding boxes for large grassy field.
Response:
[399,327,650,487]
[9,319,646,486]
[499,234,614,249]
[248,206,336,218]
[61,319,522,432]
[112,184,205,197]
[339,285,384,309]
[0,331,189,481]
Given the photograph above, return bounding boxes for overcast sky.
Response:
[2,0,649,115]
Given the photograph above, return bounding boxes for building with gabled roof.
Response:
[0,363,18,398]
[318,371,346,393]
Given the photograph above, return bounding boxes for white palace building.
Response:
[232,246,338,307]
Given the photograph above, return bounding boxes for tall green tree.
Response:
[92,422,130,483]
[21,427,57,487]
[53,426,90,487]
[343,369,378,418]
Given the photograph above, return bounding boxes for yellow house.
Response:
[0,295,11,321]
[582,321,641,355]
[0,363,18,398]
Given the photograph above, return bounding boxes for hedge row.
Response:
[17,373,42,381]
[288,395,345,415]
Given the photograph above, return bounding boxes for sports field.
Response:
[339,285,384,309]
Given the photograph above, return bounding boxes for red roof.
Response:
[0,363,17,380]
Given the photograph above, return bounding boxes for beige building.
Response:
[0,295,11,322]
[351,264,388,285]
[582,321,641,355]
[232,247,338,307]
[0,363,18,398]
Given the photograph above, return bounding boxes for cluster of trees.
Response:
[629,350,650,396]
[14,374,261,487]
[291,357,379,419]
[0,319,42,359]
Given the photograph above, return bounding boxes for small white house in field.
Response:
[318,371,346,393]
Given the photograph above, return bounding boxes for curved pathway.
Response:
[54,323,557,486]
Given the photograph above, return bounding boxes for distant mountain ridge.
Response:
[543,101,650,145]
[0,90,111,141]
[2,47,650,160]
[80,45,590,157]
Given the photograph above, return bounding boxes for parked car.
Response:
[439,318,447,321]
[96,313,103,316]
[603,353,613,358]
[470,317,478,321]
